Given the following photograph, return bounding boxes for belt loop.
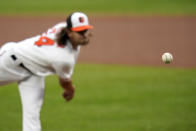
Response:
[11,54,33,74]
[11,55,17,61]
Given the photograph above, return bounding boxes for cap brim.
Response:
[71,25,93,32]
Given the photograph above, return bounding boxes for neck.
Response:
[68,40,78,50]
[71,43,78,50]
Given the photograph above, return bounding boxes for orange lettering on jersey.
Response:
[35,36,54,47]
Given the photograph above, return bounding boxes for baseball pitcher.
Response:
[0,12,93,131]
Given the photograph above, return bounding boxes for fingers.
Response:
[63,90,74,101]
[62,85,75,101]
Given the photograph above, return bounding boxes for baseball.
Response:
[162,52,173,64]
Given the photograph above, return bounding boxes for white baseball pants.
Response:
[0,48,45,131]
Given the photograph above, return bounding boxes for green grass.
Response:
[0,64,196,131]
[0,0,196,15]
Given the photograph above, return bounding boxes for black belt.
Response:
[11,55,33,74]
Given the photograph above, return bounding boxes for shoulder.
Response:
[53,22,67,29]
[52,22,67,33]
[42,22,67,40]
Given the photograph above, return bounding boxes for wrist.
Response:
[59,77,72,89]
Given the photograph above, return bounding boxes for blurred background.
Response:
[0,0,196,131]
[0,0,196,67]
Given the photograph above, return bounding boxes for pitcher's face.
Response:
[68,29,92,46]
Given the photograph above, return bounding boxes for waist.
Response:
[11,53,54,76]
[11,54,34,74]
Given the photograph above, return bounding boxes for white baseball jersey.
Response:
[6,22,80,79]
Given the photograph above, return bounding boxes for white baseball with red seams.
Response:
[162,52,173,64]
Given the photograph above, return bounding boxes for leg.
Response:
[18,75,45,131]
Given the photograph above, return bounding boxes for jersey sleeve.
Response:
[52,62,74,79]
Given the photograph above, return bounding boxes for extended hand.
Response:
[62,85,75,101]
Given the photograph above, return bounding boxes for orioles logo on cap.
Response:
[79,17,85,23]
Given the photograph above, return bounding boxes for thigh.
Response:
[18,75,45,111]
[18,75,45,131]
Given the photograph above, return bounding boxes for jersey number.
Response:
[35,36,54,47]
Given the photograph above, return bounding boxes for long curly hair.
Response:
[56,27,69,46]
[56,14,72,46]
